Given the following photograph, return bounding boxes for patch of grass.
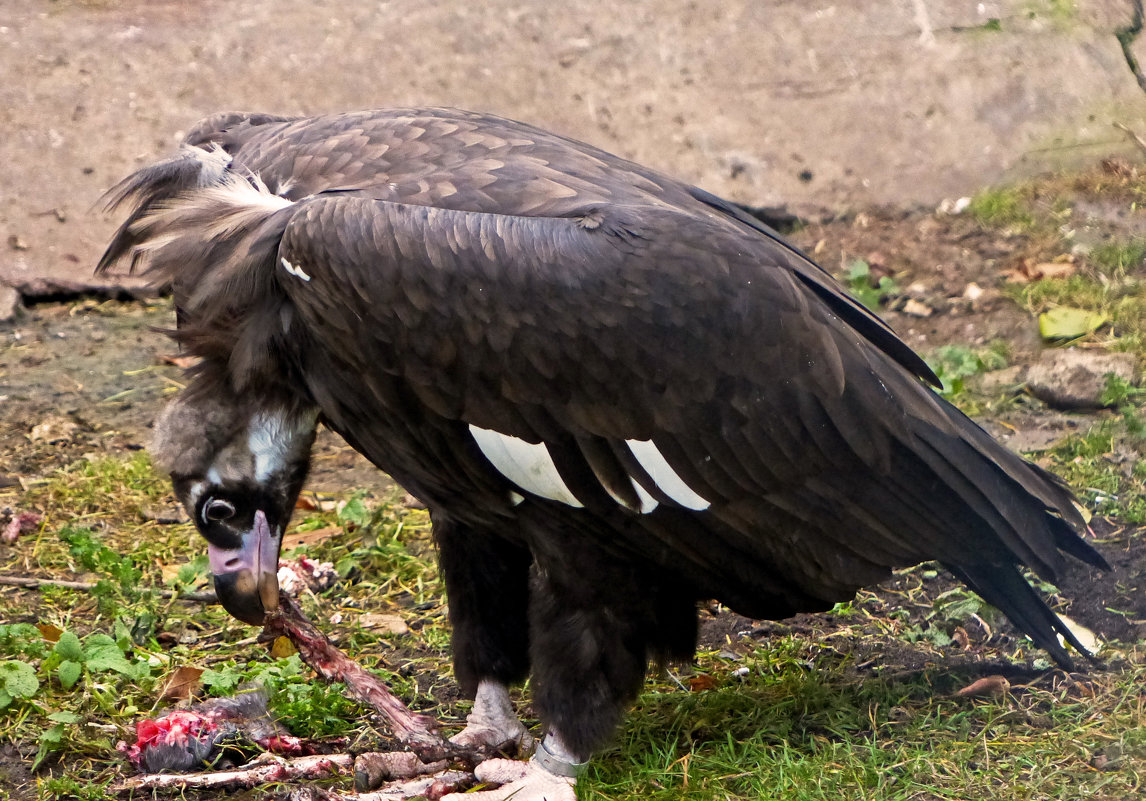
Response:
[967,186,1035,230]
[926,342,1009,400]
[2,448,1144,800]
[1040,404,1146,523]
[1026,0,1078,25]
[1006,272,1146,354]
[585,641,1146,800]
[1091,239,1146,277]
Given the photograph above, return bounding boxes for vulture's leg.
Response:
[443,530,659,801]
[449,679,532,752]
[527,557,651,763]
[434,516,533,752]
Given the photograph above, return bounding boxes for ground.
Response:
[3,2,1146,798]
[2,160,1146,800]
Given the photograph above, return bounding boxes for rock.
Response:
[29,415,81,443]
[1025,349,1138,409]
[0,284,20,322]
[901,298,934,318]
[971,365,1028,395]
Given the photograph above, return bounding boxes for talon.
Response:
[450,680,533,755]
[440,758,576,801]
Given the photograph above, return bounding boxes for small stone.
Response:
[902,298,934,317]
[936,196,972,214]
[359,613,409,635]
[0,284,20,323]
[1025,349,1138,410]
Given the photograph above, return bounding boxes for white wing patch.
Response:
[625,439,711,510]
[280,257,312,282]
[469,426,584,508]
[470,428,709,514]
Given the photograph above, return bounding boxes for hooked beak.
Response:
[207,510,280,625]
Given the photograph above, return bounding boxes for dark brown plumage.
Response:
[100,108,1106,769]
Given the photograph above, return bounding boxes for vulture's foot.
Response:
[449,680,533,755]
[441,758,576,801]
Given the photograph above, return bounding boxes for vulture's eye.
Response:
[202,498,236,524]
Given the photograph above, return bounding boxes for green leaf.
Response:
[338,496,372,527]
[53,632,84,663]
[200,668,239,693]
[0,660,40,699]
[33,724,67,770]
[1038,307,1108,341]
[57,660,83,690]
[47,711,80,724]
[81,635,135,675]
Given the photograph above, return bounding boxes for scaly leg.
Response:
[450,679,533,752]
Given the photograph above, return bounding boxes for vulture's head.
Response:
[152,393,318,625]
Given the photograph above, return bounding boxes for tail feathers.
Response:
[945,562,1096,670]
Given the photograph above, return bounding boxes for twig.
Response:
[0,574,216,603]
[1114,122,1146,159]
[1116,0,1146,95]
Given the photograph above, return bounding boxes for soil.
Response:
[4,2,1146,794]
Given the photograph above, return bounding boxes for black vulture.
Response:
[99,108,1107,799]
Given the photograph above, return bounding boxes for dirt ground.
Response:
[3,1,1146,798]
[4,0,1146,298]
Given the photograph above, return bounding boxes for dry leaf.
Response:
[688,675,718,692]
[1004,258,1077,284]
[955,675,1010,697]
[37,623,63,643]
[1056,614,1103,654]
[282,526,341,551]
[294,495,340,512]
[359,614,409,635]
[160,666,204,701]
